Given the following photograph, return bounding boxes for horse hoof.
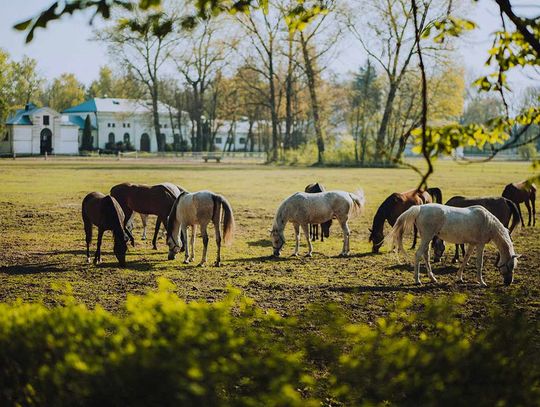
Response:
[291,253,299,257]
[456,278,464,284]
[430,277,438,283]
[183,259,190,264]
[86,257,91,264]
[305,253,313,258]
[214,261,221,267]
[479,281,488,287]
[198,262,207,267]
[415,281,422,286]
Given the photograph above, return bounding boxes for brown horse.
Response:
[432,196,521,263]
[82,192,132,266]
[502,181,536,227]
[304,182,332,242]
[369,187,441,253]
[110,182,184,249]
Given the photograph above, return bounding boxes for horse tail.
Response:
[349,189,366,217]
[427,187,443,204]
[505,198,520,235]
[385,205,421,254]
[216,194,235,245]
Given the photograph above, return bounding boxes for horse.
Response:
[138,213,165,241]
[81,192,132,266]
[271,190,365,257]
[166,190,235,266]
[432,196,521,263]
[502,181,536,227]
[304,183,332,242]
[110,182,184,249]
[369,187,441,253]
[387,203,519,286]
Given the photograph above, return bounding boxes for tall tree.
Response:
[42,73,85,112]
[97,11,178,151]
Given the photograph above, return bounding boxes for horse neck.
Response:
[490,223,514,262]
[371,202,388,234]
[273,204,287,232]
[105,198,124,241]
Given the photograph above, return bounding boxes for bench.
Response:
[202,155,222,163]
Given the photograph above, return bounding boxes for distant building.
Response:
[63,98,188,153]
[0,103,79,155]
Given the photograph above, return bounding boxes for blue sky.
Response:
[0,0,538,92]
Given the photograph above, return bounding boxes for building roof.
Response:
[63,98,176,115]
[66,115,97,130]
[6,103,40,125]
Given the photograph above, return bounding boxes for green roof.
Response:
[63,99,97,113]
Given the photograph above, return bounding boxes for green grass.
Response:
[0,157,538,326]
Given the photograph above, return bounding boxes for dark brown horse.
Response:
[110,182,184,249]
[82,192,131,266]
[304,182,332,241]
[502,181,536,227]
[432,195,521,263]
[369,187,442,253]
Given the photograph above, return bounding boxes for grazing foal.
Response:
[304,182,332,242]
[82,192,131,266]
[502,181,536,227]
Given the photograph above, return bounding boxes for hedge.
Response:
[0,279,538,406]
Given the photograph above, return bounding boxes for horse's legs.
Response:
[457,245,475,283]
[422,245,437,283]
[84,219,92,263]
[320,224,324,242]
[214,218,222,267]
[339,220,351,257]
[313,224,319,241]
[182,225,190,264]
[301,223,313,257]
[151,217,161,250]
[189,225,196,262]
[94,228,104,265]
[524,199,532,227]
[531,195,536,226]
[140,213,147,240]
[516,203,525,227]
[475,244,487,287]
[198,223,209,266]
[124,208,135,246]
[293,223,300,256]
[452,244,460,263]
[414,238,430,284]
[411,225,418,249]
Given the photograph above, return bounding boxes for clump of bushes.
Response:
[0,280,538,406]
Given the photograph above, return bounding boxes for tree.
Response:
[42,73,85,112]
[11,56,43,106]
[81,114,94,150]
[97,10,178,151]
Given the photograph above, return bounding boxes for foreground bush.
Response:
[0,280,538,406]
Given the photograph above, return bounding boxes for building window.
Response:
[127,123,131,128]
[108,133,115,143]
[239,137,246,144]
[163,124,167,128]
[215,137,222,144]
[122,123,125,128]
[124,133,130,143]
[43,115,50,126]
[112,123,115,128]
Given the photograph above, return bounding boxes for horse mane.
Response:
[103,196,125,243]
[166,193,185,237]
[487,212,514,256]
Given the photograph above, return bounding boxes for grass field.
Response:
[0,158,538,326]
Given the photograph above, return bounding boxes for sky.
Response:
[0,0,538,93]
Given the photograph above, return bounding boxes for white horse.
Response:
[387,203,519,286]
[271,190,365,257]
[166,190,235,266]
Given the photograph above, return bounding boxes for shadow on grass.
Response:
[0,263,67,275]
[326,282,449,294]
[228,255,290,263]
[247,239,272,248]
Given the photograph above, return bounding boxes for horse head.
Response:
[497,254,520,286]
[166,232,184,260]
[113,235,128,267]
[432,237,445,262]
[369,228,384,253]
[270,228,285,257]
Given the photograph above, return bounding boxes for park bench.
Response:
[202,155,222,163]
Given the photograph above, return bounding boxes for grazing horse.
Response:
[271,190,365,257]
[369,188,441,253]
[433,196,521,263]
[387,204,519,286]
[81,192,132,266]
[110,182,184,249]
[138,213,165,241]
[304,183,332,242]
[502,181,536,227]
[166,190,235,266]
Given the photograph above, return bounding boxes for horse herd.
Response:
[81,179,536,287]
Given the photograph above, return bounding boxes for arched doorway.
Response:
[140,133,150,152]
[40,128,52,155]
[108,133,115,143]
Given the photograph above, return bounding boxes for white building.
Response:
[213,119,266,152]
[0,103,79,155]
[63,98,188,153]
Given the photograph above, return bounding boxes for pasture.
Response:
[0,158,538,327]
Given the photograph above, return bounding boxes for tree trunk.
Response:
[151,83,162,152]
[300,33,324,165]
[375,82,398,162]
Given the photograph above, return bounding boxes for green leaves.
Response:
[423,16,477,43]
